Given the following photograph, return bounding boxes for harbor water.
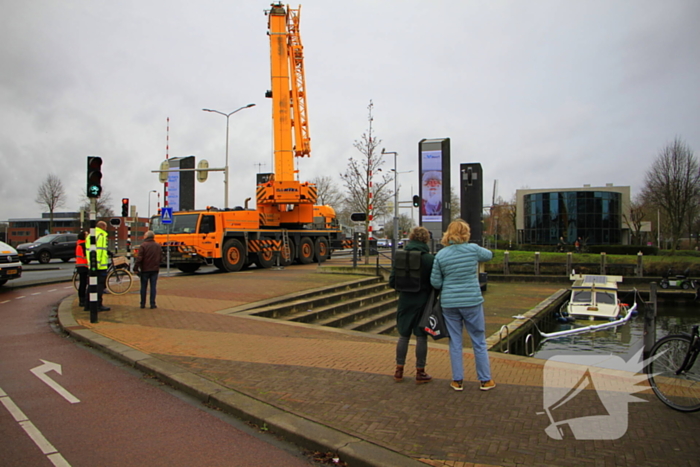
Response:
[533,294,699,361]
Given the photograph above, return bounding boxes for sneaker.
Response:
[480,380,496,391]
[450,380,463,391]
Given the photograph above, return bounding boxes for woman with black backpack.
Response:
[388,226,435,384]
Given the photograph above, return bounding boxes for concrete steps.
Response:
[248,276,398,335]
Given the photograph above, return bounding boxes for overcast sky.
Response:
[2,0,699,223]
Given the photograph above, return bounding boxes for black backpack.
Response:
[393,250,423,292]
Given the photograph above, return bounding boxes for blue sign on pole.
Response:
[161,207,173,224]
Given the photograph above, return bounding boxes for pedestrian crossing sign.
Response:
[161,207,173,224]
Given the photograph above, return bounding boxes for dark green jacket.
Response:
[388,240,435,337]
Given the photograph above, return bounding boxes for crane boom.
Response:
[267,3,310,181]
[259,3,316,225]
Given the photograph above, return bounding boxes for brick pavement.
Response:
[63,261,700,467]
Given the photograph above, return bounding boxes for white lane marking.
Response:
[0,392,29,421]
[31,360,80,404]
[16,296,26,299]
[21,420,58,454]
[48,452,72,467]
[1,300,10,304]
[0,385,72,466]
[31,293,42,296]
[48,289,57,292]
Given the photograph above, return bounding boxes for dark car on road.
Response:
[17,234,78,264]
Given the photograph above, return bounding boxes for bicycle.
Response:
[647,324,700,412]
[72,255,134,295]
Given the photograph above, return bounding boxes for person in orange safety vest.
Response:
[75,231,88,307]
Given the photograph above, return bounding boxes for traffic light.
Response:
[350,212,367,222]
[412,195,421,207]
[121,198,129,217]
[87,156,103,198]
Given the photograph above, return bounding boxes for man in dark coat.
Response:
[388,226,435,383]
[134,231,162,309]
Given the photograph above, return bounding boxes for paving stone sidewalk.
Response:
[60,261,700,467]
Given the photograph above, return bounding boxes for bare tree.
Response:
[340,100,393,263]
[641,137,700,252]
[80,190,115,228]
[384,213,415,240]
[623,195,646,245]
[35,174,65,233]
[311,175,344,209]
[449,187,460,222]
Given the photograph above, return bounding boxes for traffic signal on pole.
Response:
[121,198,129,217]
[412,195,421,207]
[87,156,103,198]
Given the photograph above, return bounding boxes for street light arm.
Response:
[202,103,256,209]
[202,108,227,117]
[203,104,256,118]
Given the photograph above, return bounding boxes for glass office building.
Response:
[518,187,628,245]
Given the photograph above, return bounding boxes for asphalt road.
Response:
[7,261,75,288]
[0,283,318,466]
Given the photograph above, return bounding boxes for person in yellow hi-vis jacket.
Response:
[85,220,111,311]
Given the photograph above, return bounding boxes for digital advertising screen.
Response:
[168,170,180,212]
[420,150,442,223]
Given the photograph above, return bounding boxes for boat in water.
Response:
[565,273,625,321]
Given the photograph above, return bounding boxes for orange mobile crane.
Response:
[151,3,348,273]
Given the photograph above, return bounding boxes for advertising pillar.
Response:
[418,138,451,246]
[460,163,483,244]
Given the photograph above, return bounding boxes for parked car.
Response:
[17,234,78,264]
[0,241,22,286]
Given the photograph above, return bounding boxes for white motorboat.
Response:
[566,273,625,320]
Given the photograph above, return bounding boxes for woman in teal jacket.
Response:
[430,220,494,392]
[388,226,434,384]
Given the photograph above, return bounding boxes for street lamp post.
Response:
[203,104,256,209]
[382,148,398,260]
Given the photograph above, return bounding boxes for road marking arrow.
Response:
[30,360,80,404]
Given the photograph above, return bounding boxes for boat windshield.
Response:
[150,214,200,235]
[595,291,616,305]
[572,290,591,303]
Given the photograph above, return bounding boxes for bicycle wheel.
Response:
[72,270,79,291]
[106,268,133,295]
[647,334,700,412]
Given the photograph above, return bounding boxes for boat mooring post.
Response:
[644,282,657,358]
[636,251,644,277]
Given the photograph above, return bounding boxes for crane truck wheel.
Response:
[254,248,275,269]
[298,237,314,264]
[280,239,295,266]
[222,238,246,272]
[314,237,329,262]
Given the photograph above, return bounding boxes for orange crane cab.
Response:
[152,3,348,273]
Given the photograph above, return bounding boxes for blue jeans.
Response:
[140,271,159,307]
[442,304,491,382]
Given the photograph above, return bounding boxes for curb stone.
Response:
[56,296,426,467]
